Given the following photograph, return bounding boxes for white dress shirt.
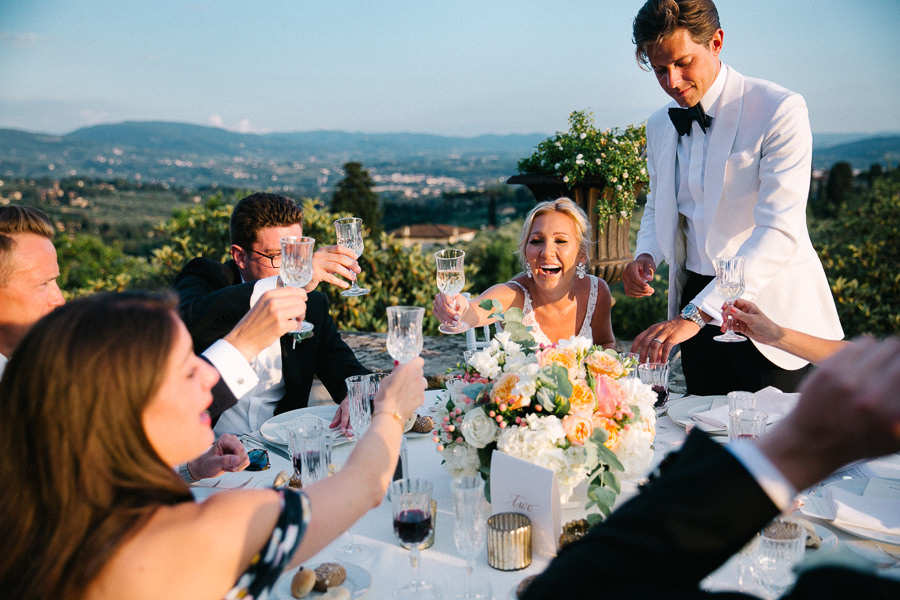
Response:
[0,353,7,378]
[728,441,797,510]
[206,275,286,436]
[675,63,728,278]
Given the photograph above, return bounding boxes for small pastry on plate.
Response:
[313,562,347,591]
[290,567,316,598]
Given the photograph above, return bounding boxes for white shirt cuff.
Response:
[202,339,259,400]
[728,441,798,511]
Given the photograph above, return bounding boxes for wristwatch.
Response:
[680,303,706,328]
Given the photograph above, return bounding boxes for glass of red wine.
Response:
[637,362,670,412]
[390,478,437,599]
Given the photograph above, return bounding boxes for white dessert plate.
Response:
[275,563,371,599]
[809,478,900,545]
[666,395,728,433]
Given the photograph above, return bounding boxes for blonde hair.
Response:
[0,205,55,285]
[516,197,592,270]
[0,291,192,600]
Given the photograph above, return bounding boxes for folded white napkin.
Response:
[690,387,799,429]
[827,484,900,535]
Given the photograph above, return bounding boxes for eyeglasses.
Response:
[246,448,270,471]
[246,248,282,269]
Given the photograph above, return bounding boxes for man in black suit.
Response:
[174,192,369,435]
[522,337,900,599]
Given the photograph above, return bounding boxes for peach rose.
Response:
[584,351,625,379]
[537,347,578,373]
[491,372,527,409]
[562,414,593,446]
[593,375,627,418]
[568,379,596,416]
[592,415,622,451]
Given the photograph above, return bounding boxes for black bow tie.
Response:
[668,104,711,136]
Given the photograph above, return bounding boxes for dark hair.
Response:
[0,290,191,600]
[230,192,304,249]
[633,0,721,67]
[0,205,55,284]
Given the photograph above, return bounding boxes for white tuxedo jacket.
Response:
[635,65,843,370]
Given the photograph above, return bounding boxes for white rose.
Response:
[460,407,499,449]
[470,351,501,379]
[441,442,481,478]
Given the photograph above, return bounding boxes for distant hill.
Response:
[0,121,548,195]
[811,135,900,171]
[1,121,897,193]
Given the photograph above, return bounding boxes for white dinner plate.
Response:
[260,399,439,447]
[260,406,338,446]
[275,563,371,599]
[666,395,728,433]
[810,478,900,545]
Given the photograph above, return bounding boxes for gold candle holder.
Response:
[487,512,532,570]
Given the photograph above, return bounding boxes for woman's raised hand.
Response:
[432,292,468,330]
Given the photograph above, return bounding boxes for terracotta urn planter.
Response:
[507,174,641,286]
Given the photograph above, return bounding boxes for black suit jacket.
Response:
[522,431,899,599]
[173,258,369,422]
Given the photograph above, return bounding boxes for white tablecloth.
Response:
[196,392,900,598]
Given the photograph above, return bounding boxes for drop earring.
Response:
[576,262,587,279]
[526,263,533,279]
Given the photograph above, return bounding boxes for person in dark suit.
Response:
[522,337,900,599]
[173,192,369,435]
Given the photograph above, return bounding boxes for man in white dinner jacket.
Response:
[623,0,843,395]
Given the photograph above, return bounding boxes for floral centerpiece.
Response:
[515,110,649,229]
[434,301,657,518]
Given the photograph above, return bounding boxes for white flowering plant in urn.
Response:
[516,110,649,227]
[433,300,658,519]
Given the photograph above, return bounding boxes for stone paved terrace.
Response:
[310,332,685,404]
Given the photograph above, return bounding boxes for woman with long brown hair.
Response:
[0,291,425,600]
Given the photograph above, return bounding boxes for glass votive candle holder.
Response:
[486,512,532,570]
[727,390,756,413]
[728,408,768,442]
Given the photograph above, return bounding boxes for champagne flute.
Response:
[447,476,492,600]
[713,255,747,342]
[280,236,316,346]
[434,248,470,334]
[390,478,437,599]
[334,217,370,296]
[386,306,424,364]
[333,375,373,563]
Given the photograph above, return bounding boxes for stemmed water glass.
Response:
[434,249,470,334]
[713,256,747,342]
[333,375,373,563]
[390,478,437,599]
[386,306,425,364]
[280,236,316,346]
[448,476,492,600]
[334,217,370,297]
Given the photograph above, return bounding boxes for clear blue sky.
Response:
[1,0,898,137]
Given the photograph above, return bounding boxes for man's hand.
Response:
[186,433,250,480]
[622,254,657,298]
[759,337,900,491]
[309,244,361,291]
[631,317,703,364]
[223,287,308,361]
[330,397,351,434]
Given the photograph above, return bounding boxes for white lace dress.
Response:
[507,275,599,346]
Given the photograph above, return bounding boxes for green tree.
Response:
[815,171,900,337]
[330,162,383,238]
[820,161,854,217]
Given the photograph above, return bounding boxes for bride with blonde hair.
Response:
[433,197,615,348]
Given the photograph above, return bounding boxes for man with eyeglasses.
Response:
[173,192,369,437]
